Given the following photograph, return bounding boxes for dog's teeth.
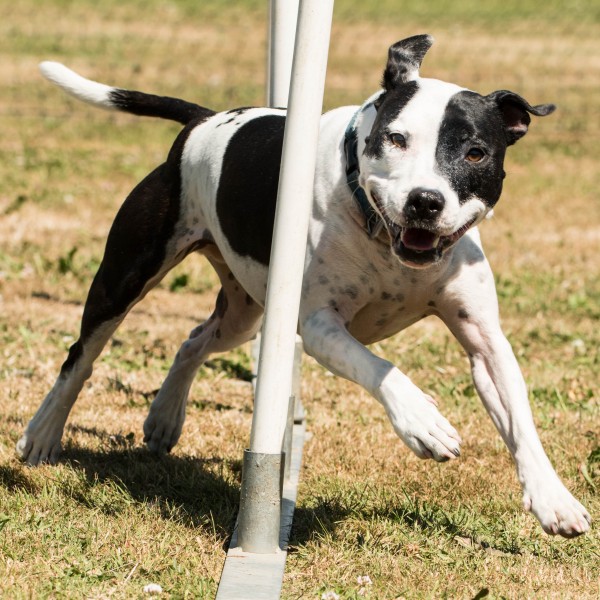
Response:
[431,236,440,248]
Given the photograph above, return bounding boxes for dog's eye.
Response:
[389,133,407,149]
[466,148,485,162]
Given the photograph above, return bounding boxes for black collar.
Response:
[343,108,383,238]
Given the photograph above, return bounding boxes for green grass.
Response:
[0,0,599,598]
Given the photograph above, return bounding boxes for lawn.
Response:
[0,1,598,598]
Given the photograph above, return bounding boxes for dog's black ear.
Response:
[382,34,434,91]
[488,90,556,145]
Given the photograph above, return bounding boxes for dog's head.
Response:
[357,34,555,268]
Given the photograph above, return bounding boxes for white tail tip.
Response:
[39,61,116,110]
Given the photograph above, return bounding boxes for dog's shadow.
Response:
[1,440,243,547]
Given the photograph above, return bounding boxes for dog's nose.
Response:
[404,188,445,221]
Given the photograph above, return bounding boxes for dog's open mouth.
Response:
[400,220,476,252]
[392,222,475,266]
[371,193,476,267]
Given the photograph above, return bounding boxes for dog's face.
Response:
[358,35,555,268]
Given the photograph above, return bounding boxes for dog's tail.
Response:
[39,61,216,125]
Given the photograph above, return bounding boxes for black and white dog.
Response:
[18,35,590,537]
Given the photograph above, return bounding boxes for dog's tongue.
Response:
[401,228,439,251]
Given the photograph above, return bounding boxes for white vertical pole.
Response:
[250,0,334,457]
[251,0,300,395]
[267,0,300,108]
[236,0,334,554]
[267,0,304,482]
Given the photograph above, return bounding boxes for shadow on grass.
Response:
[289,489,522,556]
[0,445,242,545]
[0,465,44,495]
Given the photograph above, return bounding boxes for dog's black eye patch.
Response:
[435,91,507,206]
[364,81,418,159]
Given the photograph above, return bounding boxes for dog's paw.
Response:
[143,416,182,454]
[16,429,62,466]
[143,401,186,455]
[524,483,591,538]
[378,372,462,462]
[401,404,462,462]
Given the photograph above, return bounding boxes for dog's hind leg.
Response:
[17,164,191,465]
[144,249,264,454]
[16,305,125,466]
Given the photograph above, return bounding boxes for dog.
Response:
[17,35,590,538]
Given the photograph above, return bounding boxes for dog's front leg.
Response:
[446,302,591,537]
[301,307,461,461]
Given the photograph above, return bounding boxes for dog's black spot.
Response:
[321,325,337,338]
[428,300,436,307]
[227,107,253,116]
[364,81,418,159]
[458,308,469,320]
[367,262,378,273]
[227,272,235,280]
[397,305,405,312]
[215,328,222,339]
[317,257,324,265]
[328,299,339,311]
[216,115,285,265]
[318,275,329,285]
[395,293,405,302]
[436,91,507,207]
[341,285,358,300]
[381,291,392,301]
[215,289,228,318]
[216,117,236,128]
[245,294,255,306]
[411,277,418,284]
[190,323,206,338]
[375,318,387,327]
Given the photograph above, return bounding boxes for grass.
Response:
[0,0,599,598]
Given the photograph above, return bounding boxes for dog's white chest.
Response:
[348,291,435,345]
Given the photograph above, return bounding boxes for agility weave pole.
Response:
[216,0,334,597]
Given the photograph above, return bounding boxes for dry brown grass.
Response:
[0,1,598,598]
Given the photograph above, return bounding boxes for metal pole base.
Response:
[236,450,283,553]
